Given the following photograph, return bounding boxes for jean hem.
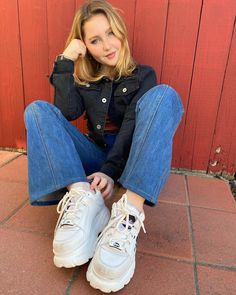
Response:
[29,176,89,204]
[117,179,157,206]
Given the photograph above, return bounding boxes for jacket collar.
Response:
[94,65,140,85]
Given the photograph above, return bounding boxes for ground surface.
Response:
[0,151,236,295]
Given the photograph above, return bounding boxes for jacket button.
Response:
[86,83,90,87]
[96,124,102,130]
[122,87,127,93]
[102,98,107,103]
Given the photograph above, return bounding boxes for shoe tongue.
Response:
[126,202,141,217]
[116,201,140,230]
[118,214,136,230]
[66,197,76,210]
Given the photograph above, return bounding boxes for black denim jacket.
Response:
[50,60,157,181]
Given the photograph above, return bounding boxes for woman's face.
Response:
[83,13,122,70]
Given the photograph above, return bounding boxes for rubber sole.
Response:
[86,260,135,293]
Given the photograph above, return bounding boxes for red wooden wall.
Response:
[0,0,235,177]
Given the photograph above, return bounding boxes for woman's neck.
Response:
[100,65,115,79]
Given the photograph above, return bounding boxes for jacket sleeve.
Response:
[100,66,157,181]
[49,59,85,121]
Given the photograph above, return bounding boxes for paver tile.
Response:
[197,265,236,295]
[1,154,236,295]
[5,202,58,236]
[0,181,28,223]
[187,175,236,212]
[0,151,20,167]
[0,155,28,183]
[0,228,73,295]
[191,207,236,266]
[159,173,187,205]
[138,202,193,261]
[70,254,195,295]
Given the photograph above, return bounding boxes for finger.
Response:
[90,175,101,189]
[102,184,113,199]
[97,178,108,191]
[87,174,94,186]
[79,49,86,58]
[82,48,87,57]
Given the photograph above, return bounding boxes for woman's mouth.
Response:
[106,52,116,59]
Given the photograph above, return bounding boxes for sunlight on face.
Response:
[83,13,121,71]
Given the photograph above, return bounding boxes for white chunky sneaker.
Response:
[86,194,146,293]
[53,188,110,268]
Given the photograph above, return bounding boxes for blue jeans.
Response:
[24,85,184,206]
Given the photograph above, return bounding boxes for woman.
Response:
[24,0,184,292]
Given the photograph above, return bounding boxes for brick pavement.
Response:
[0,151,236,295]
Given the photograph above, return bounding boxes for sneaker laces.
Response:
[55,189,90,231]
[97,195,146,252]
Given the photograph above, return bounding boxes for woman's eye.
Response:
[91,39,98,44]
[108,31,114,36]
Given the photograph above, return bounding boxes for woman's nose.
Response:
[103,39,111,51]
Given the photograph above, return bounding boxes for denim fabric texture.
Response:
[24,84,183,206]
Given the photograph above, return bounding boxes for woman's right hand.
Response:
[62,39,87,62]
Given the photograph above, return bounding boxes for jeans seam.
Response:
[124,86,169,180]
[152,165,170,203]
[32,104,58,187]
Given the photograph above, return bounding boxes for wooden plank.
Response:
[208,23,236,176]
[133,0,168,82]
[180,0,236,171]
[47,0,76,103]
[18,0,50,106]
[160,0,202,168]
[48,0,83,130]
[0,0,25,149]
[75,0,85,9]
[228,130,236,176]
[108,0,135,52]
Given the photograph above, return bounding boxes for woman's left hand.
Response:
[87,172,114,199]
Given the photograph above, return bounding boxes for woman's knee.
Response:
[136,84,184,115]
[24,100,55,122]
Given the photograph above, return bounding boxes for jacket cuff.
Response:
[100,164,122,182]
[53,59,74,73]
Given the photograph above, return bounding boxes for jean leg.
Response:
[118,85,184,206]
[24,100,108,205]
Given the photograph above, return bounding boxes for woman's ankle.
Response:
[125,189,145,212]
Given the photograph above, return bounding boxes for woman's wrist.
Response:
[56,54,75,62]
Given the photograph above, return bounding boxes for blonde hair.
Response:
[65,0,136,84]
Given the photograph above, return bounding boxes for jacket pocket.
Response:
[114,81,140,97]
